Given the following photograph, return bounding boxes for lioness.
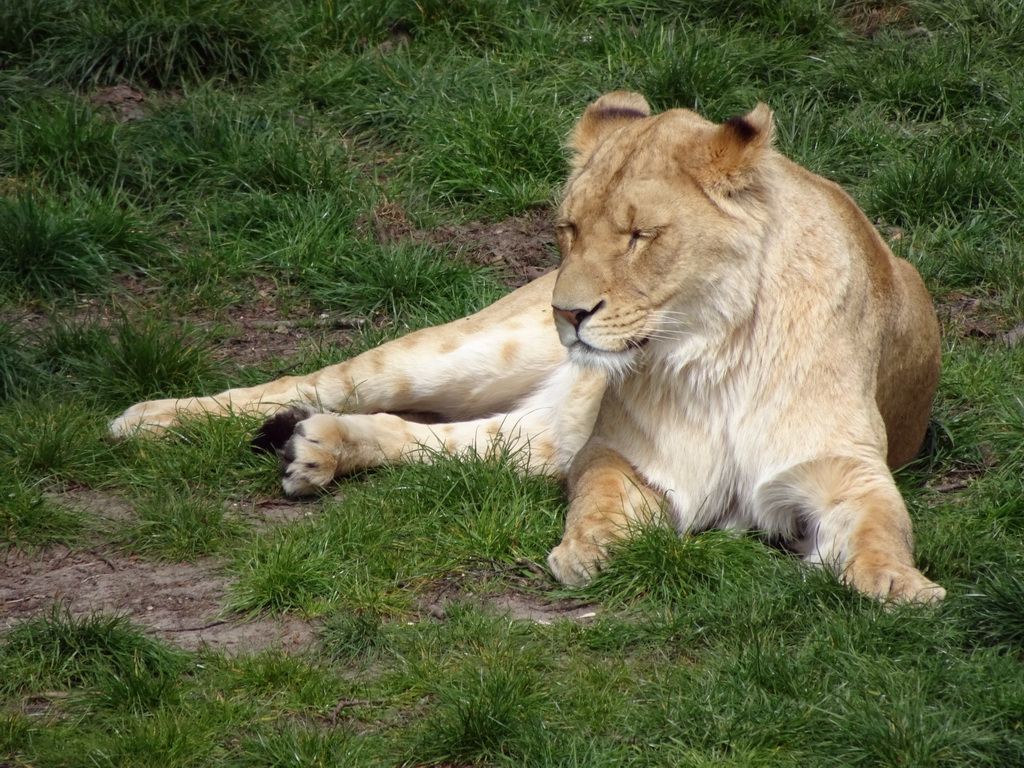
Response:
[111,92,944,603]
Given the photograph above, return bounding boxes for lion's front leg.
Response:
[110,389,308,438]
[759,457,945,604]
[547,443,663,585]
[275,409,433,496]
[270,403,573,498]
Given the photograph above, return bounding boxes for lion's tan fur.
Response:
[111,92,943,602]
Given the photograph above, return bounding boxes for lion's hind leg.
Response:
[110,272,562,437]
[757,457,945,604]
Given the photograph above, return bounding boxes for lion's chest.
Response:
[605,364,768,534]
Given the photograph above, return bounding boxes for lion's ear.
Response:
[695,102,775,195]
[569,91,651,169]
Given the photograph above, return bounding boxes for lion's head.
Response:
[552,91,776,375]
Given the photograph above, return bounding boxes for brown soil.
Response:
[90,85,151,122]
[935,291,1014,341]
[0,546,316,653]
[0,534,600,655]
[361,197,559,287]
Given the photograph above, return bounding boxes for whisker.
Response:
[641,328,692,342]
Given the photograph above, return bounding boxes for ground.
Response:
[0,209,593,653]
[0,71,1016,647]
[1,202,1016,654]
[0,538,599,654]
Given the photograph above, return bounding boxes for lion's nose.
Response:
[553,300,604,330]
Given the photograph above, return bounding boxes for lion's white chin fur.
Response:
[566,342,640,381]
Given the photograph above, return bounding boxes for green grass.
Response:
[304,239,507,324]
[405,646,551,765]
[227,454,563,616]
[2,0,282,89]
[0,319,40,399]
[0,476,83,549]
[116,489,249,561]
[0,396,113,485]
[40,313,224,406]
[0,605,187,701]
[0,189,163,300]
[1,0,1023,765]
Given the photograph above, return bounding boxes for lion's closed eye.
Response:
[627,229,658,250]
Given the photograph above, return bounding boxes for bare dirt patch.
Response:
[90,84,151,122]
[2,489,320,653]
[432,209,559,287]
[0,545,316,654]
[413,561,601,625]
[839,2,932,40]
[1,535,596,656]
[363,199,559,287]
[481,591,600,624]
[936,291,1024,347]
[3,487,592,657]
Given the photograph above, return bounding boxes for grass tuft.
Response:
[234,725,370,767]
[0,191,161,300]
[967,571,1024,648]
[228,530,344,617]
[585,527,788,608]
[0,320,41,400]
[0,477,83,549]
[305,241,506,325]
[117,490,248,561]
[414,84,568,213]
[319,609,390,662]
[0,605,186,700]
[19,0,282,89]
[0,397,111,485]
[41,313,222,407]
[0,713,32,759]
[407,650,549,766]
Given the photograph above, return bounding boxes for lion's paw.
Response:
[547,538,608,586]
[252,406,318,455]
[278,413,349,497]
[109,399,191,438]
[844,560,946,605]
